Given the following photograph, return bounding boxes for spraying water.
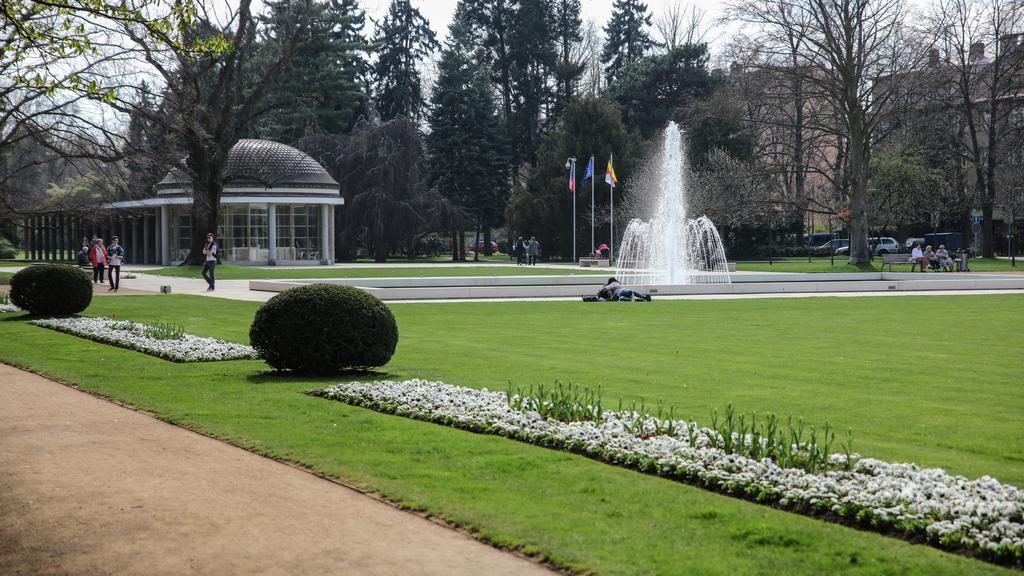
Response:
[615,122,730,286]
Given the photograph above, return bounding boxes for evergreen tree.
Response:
[507,97,640,258]
[607,43,715,138]
[255,0,370,142]
[372,0,439,121]
[551,0,585,123]
[427,21,510,258]
[601,0,653,84]
[510,0,557,167]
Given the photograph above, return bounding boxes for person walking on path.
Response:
[513,236,527,266]
[106,236,125,292]
[527,237,540,265]
[202,233,218,291]
[88,238,107,284]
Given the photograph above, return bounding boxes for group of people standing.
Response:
[78,235,125,291]
[512,236,541,266]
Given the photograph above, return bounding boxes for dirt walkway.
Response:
[0,364,553,576]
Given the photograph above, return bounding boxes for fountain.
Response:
[615,122,731,286]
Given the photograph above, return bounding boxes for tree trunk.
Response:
[483,226,493,256]
[374,223,388,263]
[473,219,482,262]
[183,158,224,266]
[847,118,871,264]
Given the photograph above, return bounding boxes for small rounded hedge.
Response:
[249,284,398,374]
[10,265,93,316]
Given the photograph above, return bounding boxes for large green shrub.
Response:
[0,238,17,259]
[249,283,398,374]
[10,265,92,316]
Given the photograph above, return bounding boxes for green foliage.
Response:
[0,238,17,259]
[9,264,92,316]
[427,20,510,235]
[0,292,10,305]
[509,97,641,258]
[143,321,186,341]
[372,0,439,121]
[608,44,717,138]
[249,284,398,374]
[254,0,370,141]
[601,0,654,83]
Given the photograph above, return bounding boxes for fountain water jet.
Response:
[615,122,730,286]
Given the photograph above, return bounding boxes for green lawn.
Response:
[145,263,605,280]
[1,295,1021,574]
[0,271,11,284]
[737,257,1024,273]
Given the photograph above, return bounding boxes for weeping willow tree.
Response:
[332,118,427,262]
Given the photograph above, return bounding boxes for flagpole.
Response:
[610,154,614,265]
[590,154,595,257]
[570,157,576,264]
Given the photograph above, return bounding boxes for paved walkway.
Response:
[0,364,552,576]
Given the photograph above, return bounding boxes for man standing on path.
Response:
[527,237,540,266]
[202,233,218,291]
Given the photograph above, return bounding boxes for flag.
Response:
[605,157,617,188]
[565,159,576,193]
[582,157,594,185]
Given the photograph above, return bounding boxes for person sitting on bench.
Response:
[910,243,926,272]
[924,245,940,271]
[936,245,954,272]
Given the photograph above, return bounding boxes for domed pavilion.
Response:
[106,139,343,265]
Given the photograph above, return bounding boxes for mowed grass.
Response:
[145,263,604,280]
[737,257,1023,273]
[1,294,1021,574]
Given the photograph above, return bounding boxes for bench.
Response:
[881,253,919,272]
[578,258,610,268]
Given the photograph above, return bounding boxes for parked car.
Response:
[805,232,838,246]
[468,240,500,253]
[835,237,899,256]
[813,238,849,255]
[903,238,925,253]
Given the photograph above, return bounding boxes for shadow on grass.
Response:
[246,368,395,385]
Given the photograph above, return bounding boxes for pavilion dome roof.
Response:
[157,139,338,193]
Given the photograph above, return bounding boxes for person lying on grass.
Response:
[583,277,652,302]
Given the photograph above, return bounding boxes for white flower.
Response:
[314,379,1024,561]
[30,317,259,362]
[0,303,21,313]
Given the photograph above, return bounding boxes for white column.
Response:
[143,212,151,264]
[268,204,277,265]
[159,205,170,265]
[320,203,330,265]
[328,205,335,264]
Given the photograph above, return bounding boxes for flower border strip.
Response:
[0,304,21,313]
[311,380,1023,568]
[30,317,259,363]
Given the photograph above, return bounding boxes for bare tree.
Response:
[928,0,1024,257]
[655,0,710,50]
[728,0,928,263]
[102,0,311,264]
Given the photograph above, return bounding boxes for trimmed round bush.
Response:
[249,284,398,374]
[10,265,93,316]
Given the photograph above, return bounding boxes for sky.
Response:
[360,1,731,47]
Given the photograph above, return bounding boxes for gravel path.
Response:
[0,364,553,576]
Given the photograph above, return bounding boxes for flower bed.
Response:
[0,303,21,313]
[313,379,1024,567]
[30,317,259,362]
